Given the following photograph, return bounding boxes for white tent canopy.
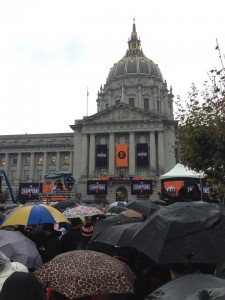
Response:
[161,163,204,179]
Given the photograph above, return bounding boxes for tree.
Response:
[175,40,225,200]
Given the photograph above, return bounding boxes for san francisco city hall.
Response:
[0,21,177,203]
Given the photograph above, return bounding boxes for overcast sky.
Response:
[0,0,224,135]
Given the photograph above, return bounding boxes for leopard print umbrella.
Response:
[126,200,159,218]
[34,250,135,299]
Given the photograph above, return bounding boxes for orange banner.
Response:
[116,144,128,167]
[164,181,184,196]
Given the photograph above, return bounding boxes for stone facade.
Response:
[0,20,177,203]
[0,133,74,194]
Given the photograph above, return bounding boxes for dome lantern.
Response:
[126,18,143,57]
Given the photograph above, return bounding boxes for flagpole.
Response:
[86,87,89,116]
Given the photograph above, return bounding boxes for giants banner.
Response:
[131,180,152,195]
[18,183,41,201]
[116,144,128,167]
[96,145,107,167]
[163,181,184,196]
[87,180,108,195]
[137,143,148,166]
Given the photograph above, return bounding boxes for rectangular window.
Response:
[0,156,5,167]
[36,170,42,181]
[37,155,43,165]
[144,98,149,110]
[129,98,135,106]
[12,155,17,165]
[115,100,120,105]
[63,155,69,165]
[25,155,31,165]
[51,155,56,165]
[106,104,109,109]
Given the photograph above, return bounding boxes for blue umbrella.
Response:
[1,204,69,226]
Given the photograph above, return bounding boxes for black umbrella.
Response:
[91,214,140,242]
[145,273,225,300]
[126,200,159,218]
[105,201,127,213]
[107,206,128,214]
[151,199,167,205]
[92,222,142,248]
[128,201,225,264]
[52,200,77,212]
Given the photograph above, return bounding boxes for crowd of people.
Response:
[0,202,225,300]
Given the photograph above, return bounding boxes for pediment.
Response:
[80,104,165,125]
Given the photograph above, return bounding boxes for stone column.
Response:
[81,134,88,176]
[108,90,112,106]
[158,131,165,173]
[121,84,125,103]
[16,153,22,180]
[138,85,142,107]
[150,132,156,172]
[154,90,157,111]
[164,94,168,114]
[129,132,135,176]
[69,151,73,173]
[4,153,9,176]
[56,152,60,171]
[169,95,174,116]
[89,134,96,177]
[43,152,48,176]
[29,153,35,180]
[108,133,115,176]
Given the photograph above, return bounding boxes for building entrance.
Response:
[116,186,128,202]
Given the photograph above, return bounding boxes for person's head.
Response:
[42,223,54,237]
[84,216,90,224]
[0,272,46,300]
[81,224,93,238]
[70,217,82,228]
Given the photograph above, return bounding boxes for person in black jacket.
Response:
[60,218,83,253]
[40,223,62,263]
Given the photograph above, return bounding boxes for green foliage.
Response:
[175,41,225,200]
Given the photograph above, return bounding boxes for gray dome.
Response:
[107,55,163,82]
